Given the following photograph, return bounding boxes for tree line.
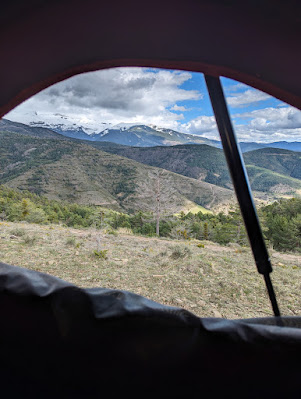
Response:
[0,185,300,252]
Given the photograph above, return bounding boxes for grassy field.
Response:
[0,221,300,319]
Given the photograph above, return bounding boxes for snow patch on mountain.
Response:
[110,122,137,131]
[6,110,113,135]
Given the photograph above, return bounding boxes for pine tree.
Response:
[203,222,209,240]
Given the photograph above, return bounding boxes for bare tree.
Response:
[155,171,161,236]
[135,168,181,236]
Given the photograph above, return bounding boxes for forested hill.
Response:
[93,142,301,195]
[92,143,232,187]
[0,131,233,214]
[244,148,301,180]
[1,121,301,211]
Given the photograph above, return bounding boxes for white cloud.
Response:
[226,89,270,108]
[223,82,249,93]
[170,104,189,112]
[180,105,301,143]
[4,68,301,143]
[232,106,301,142]
[5,68,202,132]
[237,107,301,130]
[181,115,218,137]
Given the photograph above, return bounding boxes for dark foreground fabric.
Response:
[1,262,301,398]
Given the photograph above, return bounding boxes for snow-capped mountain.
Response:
[0,118,65,139]
[3,115,301,152]
[89,124,220,147]
[5,111,113,140]
[6,111,219,146]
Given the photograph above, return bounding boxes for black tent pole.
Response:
[204,75,281,318]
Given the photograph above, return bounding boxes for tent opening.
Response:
[1,67,301,319]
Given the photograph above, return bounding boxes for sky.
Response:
[5,67,301,143]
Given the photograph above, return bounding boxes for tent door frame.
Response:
[205,75,281,319]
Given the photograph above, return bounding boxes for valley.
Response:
[0,118,300,319]
[0,131,233,213]
[1,119,301,213]
[1,119,301,251]
[92,142,301,197]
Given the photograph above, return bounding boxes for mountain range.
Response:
[1,118,301,213]
[0,130,233,214]
[0,119,64,140]
[93,142,301,195]
[3,118,301,152]
[31,119,220,147]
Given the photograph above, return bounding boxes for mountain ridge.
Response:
[3,118,301,152]
[1,120,301,208]
[0,131,234,213]
[0,118,65,140]
[92,142,301,196]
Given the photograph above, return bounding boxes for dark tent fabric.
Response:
[1,262,301,398]
[1,0,301,397]
[0,0,301,117]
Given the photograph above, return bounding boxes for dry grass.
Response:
[0,221,300,319]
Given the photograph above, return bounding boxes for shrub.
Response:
[65,236,77,246]
[22,235,37,245]
[169,226,191,240]
[170,245,192,260]
[117,227,133,235]
[105,228,118,236]
[26,207,48,224]
[93,249,108,259]
[10,228,26,237]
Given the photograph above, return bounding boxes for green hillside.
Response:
[0,131,233,214]
[94,142,301,196]
[2,125,300,216]
[0,132,75,183]
[92,143,232,188]
[244,148,301,180]
[245,165,301,194]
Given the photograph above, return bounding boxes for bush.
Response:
[170,245,192,259]
[10,228,26,237]
[26,207,48,224]
[66,236,76,246]
[93,249,108,259]
[169,226,191,240]
[22,235,37,245]
[105,228,118,236]
[117,227,133,235]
